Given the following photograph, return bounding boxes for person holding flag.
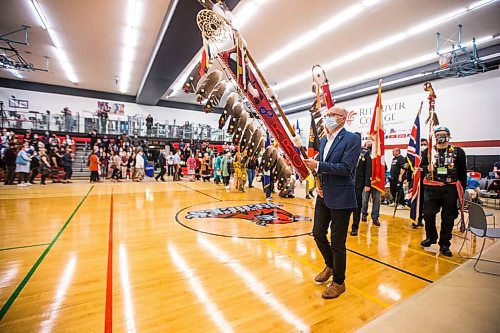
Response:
[410,138,428,228]
[406,105,423,229]
[420,126,467,257]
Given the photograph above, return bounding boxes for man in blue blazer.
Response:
[304,106,361,299]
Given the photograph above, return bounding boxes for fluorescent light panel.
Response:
[259,0,380,69]
[118,0,144,93]
[233,0,268,29]
[275,0,497,97]
[30,0,78,83]
[30,0,48,30]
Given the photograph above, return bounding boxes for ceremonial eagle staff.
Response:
[424,81,438,180]
[193,0,316,184]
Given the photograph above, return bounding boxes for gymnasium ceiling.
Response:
[1,0,499,112]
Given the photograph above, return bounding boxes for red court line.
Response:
[104,190,114,333]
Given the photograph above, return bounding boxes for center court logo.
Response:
[185,203,312,226]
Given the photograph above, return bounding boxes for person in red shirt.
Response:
[88,150,99,183]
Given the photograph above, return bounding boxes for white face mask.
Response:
[325,117,338,130]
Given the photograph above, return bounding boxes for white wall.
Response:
[0,87,220,129]
[2,68,499,158]
[290,69,500,159]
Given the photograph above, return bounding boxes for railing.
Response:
[0,108,232,141]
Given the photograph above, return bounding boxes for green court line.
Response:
[0,243,50,252]
[0,186,94,321]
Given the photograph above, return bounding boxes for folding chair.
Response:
[463,191,496,227]
[458,201,500,275]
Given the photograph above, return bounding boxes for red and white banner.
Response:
[219,47,310,180]
[369,81,386,193]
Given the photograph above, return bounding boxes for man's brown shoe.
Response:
[314,266,333,283]
[322,282,346,299]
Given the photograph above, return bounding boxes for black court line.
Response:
[304,234,433,283]
[176,183,222,201]
[347,248,434,283]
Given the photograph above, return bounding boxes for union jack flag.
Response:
[406,103,423,222]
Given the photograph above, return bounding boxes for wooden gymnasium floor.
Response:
[0,179,495,332]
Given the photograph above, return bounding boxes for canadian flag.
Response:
[369,80,386,193]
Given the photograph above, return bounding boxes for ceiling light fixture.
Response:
[275,0,497,97]
[118,0,143,94]
[259,0,381,70]
[29,0,78,83]
[30,0,48,30]
[233,0,269,30]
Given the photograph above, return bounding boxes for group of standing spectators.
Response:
[86,130,150,183]
[1,128,75,186]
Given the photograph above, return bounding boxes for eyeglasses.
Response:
[325,113,344,118]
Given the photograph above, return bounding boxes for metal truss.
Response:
[0,25,49,73]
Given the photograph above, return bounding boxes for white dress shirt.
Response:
[316,127,343,172]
